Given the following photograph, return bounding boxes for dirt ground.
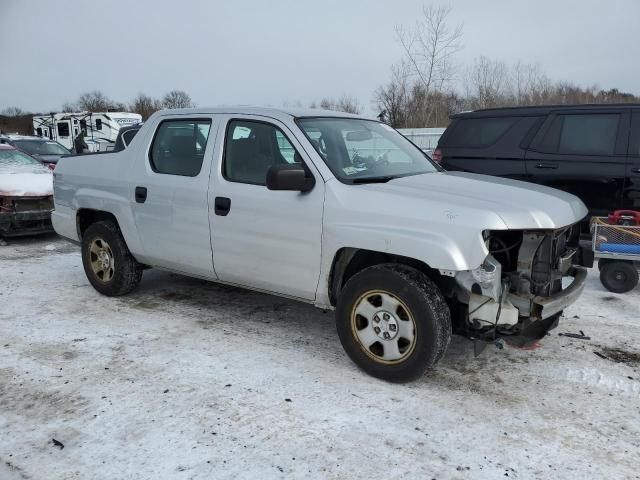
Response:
[1,234,639,480]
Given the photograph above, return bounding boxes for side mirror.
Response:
[266,164,315,192]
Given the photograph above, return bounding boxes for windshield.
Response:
[13,140,70,156]
[297,118,437,183]
[0,149,43,167]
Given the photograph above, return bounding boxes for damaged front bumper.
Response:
[0,196,54,237]
[532,266,587,320]
[455,226,589,347]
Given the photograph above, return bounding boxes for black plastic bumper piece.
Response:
[0,210,53,237]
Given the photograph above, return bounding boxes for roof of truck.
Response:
[153,106,369,121]
[451,103,640,119]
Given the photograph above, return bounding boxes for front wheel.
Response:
[336,264,451,382]
[82,221,143,296]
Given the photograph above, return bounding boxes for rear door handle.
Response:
[534,163,558,169]
[214,196,231,216]
[135,186,147,203]
[631,167,640,174]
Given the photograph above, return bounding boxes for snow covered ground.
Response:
[1,235,639,480]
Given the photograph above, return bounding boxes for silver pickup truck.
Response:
[53,107,590,382]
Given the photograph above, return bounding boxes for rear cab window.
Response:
[122,129,138,146]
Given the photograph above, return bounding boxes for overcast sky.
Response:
[1,0,638,114]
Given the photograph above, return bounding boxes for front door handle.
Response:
[631,167,640,174]
[214,196,231,216]
[535,163,558,169]
[135,186,147,203]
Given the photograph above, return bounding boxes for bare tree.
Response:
[511,61,554,106]
[374,62,411,126]
[1,106,25,117]
[463,56,511,110]
[312,95,362,114]
[162,90,194,109]
[61,102,77,113]
[395,5,463,125]
[282,99,303,109]
[130,93,163,120]
[335,95,362,114]
[77,91,113,112]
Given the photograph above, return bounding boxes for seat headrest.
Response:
[170,136,196,157]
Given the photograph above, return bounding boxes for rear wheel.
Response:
[336,264,451,382]
[599,260,638,294]
[82,221,143,296]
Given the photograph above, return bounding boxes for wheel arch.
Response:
[327,247,455,307]
[76,209,121,239]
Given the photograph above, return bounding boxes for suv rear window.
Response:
[446,117,517,147]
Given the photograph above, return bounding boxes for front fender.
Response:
[315,222,490,308]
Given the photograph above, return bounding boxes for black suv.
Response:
[436,104,640,217]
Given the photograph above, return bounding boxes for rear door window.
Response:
[149,119,211,176]
[538,114,620,156]
[631,111,640,156]
[446,117,517,147]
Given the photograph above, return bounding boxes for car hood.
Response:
[358,171,588,230]
[0,164,53,197]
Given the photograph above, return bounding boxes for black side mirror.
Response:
[266,164,315,192]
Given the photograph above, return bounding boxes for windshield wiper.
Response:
[351,175,395,184]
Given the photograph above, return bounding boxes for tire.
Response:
[599,260,638,294]
[82,221,143,296]
[336,264,451,383]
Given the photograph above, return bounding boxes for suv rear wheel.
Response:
[336,264,451,382]
[82,221,143,296]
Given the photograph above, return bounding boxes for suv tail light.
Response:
[432,147,442,164]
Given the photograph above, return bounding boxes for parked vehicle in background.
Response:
[397,127,445,156]
[592,214,640,293]
[53,107,591,382]
[0,134,71,167]
[0,144,53,236]
[112,124,142,152]
[436,104,640,218]
[32,111,142,153]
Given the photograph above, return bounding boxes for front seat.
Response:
[168,135,199,176]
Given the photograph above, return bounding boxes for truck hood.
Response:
[359,171,588,230]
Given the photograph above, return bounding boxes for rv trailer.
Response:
[32,112,142,152]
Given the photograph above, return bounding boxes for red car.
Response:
[0,144,54,237]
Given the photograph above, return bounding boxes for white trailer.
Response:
[32,112,141,152]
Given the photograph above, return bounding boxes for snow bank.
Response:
[1,240,639,479]
[0,172,53,196]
